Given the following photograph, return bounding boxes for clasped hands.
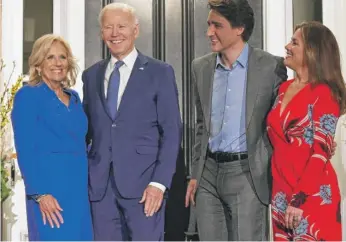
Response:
[285,205,303,230]
[140,185,164,217]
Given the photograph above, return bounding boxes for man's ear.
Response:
[134,24,140,38]
[236,26,245,37]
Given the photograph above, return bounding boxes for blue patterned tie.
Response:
[107,60,124,120]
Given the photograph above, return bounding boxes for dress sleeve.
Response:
[290,86,339,206]
[11,87,46,195]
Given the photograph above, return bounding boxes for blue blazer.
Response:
[82,52,182,201]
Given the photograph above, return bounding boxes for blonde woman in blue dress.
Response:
[11,34,92,240]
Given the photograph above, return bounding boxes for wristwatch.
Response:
[30,194,48,203]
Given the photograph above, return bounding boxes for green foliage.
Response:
[0,59,23,203]
[1,155,11,202]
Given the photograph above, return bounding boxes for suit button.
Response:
[109,147,112,151]
[112,123,116,128]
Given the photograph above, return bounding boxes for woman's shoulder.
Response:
[13,82,50,107]
[15,83,41,98]
[311,83,333,97]
[311,83,339,113]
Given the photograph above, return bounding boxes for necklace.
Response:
[54,89,65,102]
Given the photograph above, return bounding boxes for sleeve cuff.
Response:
[149,182,166,193]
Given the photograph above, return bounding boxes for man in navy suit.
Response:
[82,2,182,240]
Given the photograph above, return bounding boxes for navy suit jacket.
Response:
[82,52,182,201]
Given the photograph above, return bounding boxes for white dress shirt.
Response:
[104,48,166,193]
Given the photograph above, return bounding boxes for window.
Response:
[23,0,53,74]
[293,0,322,26]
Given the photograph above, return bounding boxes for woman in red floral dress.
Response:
[267,21,346,241]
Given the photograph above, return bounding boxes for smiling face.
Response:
[37,41,68,83]
[101,8,139,60]
[284,28,306,71]
[206,10,244,53]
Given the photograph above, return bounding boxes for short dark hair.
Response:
[208,0,254,42]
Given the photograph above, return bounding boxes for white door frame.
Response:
[54,0,85,97]
[263,0,294,79]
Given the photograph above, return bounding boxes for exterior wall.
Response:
[1,0,26,240]
[0,0,2,66]
[263,0,293,78]
[53,0,85,98]
[323,1,346,239]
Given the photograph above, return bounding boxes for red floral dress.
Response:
[267,79,342,241]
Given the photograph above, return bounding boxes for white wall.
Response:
[54,0,85,98]
[323,0,346,239]
[1,0,28,240]
[263,0,294,79]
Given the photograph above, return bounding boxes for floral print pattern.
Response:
[272,192,320,241]
[303,127,314,145]
[294,218,309,236]
[319,114,337,135]
[273,192,287,212]
[291,191,308,208]
[313,184,332,205]
[267,80,341,240]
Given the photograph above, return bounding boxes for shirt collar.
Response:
[216,43,249,69]
[110,47,138,71]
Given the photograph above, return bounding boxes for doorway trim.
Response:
[262,0,293,79]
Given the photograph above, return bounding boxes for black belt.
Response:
[207,149,248,163]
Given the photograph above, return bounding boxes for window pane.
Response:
[293,0,322,26]
[23,0,53,74]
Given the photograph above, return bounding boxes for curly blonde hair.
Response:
[28,34,78,88]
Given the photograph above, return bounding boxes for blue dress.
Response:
[11,82,92,241]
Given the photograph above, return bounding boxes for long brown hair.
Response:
[296,21,346,114]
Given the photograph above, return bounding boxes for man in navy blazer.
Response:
[82,2,181,241]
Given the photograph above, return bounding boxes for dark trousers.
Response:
[90,168,165,241]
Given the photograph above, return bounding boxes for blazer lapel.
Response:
[202,54,217,132]
[97,58,112,119]
[115,52,148,118]
[246,47,262,128]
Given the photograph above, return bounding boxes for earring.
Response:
[38,70,41,76]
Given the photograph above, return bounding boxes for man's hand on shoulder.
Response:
[330,141,337,158]
[139,185,164,217]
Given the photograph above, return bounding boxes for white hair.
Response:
[98,2,139,26]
